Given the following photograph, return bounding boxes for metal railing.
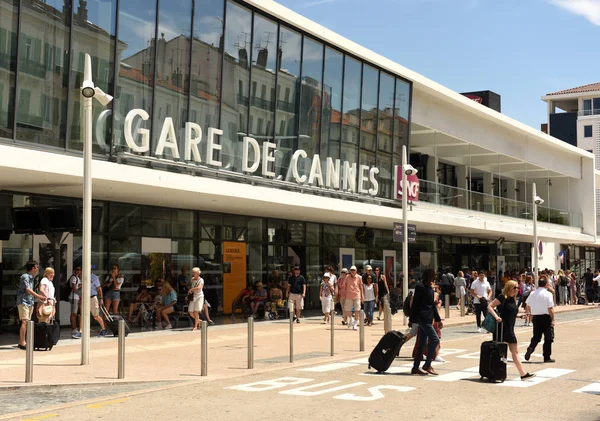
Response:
[578,109,600,117]
[419,179,583,228]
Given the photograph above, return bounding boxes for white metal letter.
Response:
[262,141,276,177]
[243,137,260,173]
[325,157,340,189]
[291,150,308,184]
[358,165,369,194]
[184,122,202,162]
[368,167,379,196]
[308,154,324,187]
[124,108,150,153]
[155,117,180,159]
[342,161,357,192]
[206,127,223,167]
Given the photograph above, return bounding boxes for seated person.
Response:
[231,283,253,318]
[127,284,152,323]
[265,283,284,318]
[250,282,268,318]
[156,281,177,330]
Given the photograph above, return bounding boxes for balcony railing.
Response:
[578,109,600,117]
[418,179,583,229]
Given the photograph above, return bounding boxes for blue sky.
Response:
[276,0,600,129]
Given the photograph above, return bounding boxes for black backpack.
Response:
[402,291,413,317]
[560,276,569,287]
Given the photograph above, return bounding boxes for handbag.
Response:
[482,297,506,333]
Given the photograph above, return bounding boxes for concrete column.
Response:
[483,172,493,213]
[507,178,517,201]
[456,164,468,209]
[547,100,555,134]
[426,154,439,184]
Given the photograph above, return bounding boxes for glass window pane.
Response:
[190,0,223,152]
[172,210,195,238]
[198,239,222,311]
[275,26,301,180]
[377,72,395,199]
[68,0,117,154]
[247,217,264,242]
[394,78,410,167]
[221,0,251,172]
[142,207,172,237]
[0,0,18,139]
[360,64,378,169]
[199,212,222,240]
[320,47,342,161]
[342,56,360,167]
[299,37,323,160]
[152,0,191,159]
[109,203,142,235]
[249,14,277,150]
[113,0,156,155]
[17,0,71,147]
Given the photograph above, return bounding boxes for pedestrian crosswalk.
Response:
[293,350,594,394]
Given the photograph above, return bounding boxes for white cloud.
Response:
[550,0,600,25]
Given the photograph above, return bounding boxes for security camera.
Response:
[534,196,544,205]
[93,87,113,106]
[81,80,95,98]
[404,164,418,176]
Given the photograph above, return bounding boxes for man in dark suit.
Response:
[410,268,442,376]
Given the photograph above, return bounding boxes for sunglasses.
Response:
[513,287,518,290]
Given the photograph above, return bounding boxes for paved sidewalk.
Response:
[0,303,593,388]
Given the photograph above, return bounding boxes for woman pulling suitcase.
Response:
[487,280,535,381]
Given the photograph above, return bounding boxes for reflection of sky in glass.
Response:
[81,0,117,35]
[302,38,323,83]
[379,73,395,116]
[279,27,301,77]
[362,65,378,112]
[118,0,156,58]
[224,1,251,66]
[343,56,361,112]
[158,0,191,41]
[252,15,277,70]
[324,47,342,110]
[396,79,410,119]
[194,0,223,47]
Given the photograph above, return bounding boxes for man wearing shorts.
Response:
[69,267,83,338]
[343,266,364,331]
[77,273,108,337]
[17,261,46,350]
[286,266,306,323]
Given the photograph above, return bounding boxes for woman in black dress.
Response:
[375,269,390,321]
[488,280,535,380]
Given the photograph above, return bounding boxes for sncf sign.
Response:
[394,166,419,202]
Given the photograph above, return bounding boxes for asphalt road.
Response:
[4,308,600,421]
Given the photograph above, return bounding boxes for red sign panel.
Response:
[396,166,419,202]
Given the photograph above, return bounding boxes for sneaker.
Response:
[72,330,81,339]
[164,325,172,330]
[353,323,358,331]
[434,356,446,363]
[544,358,555,363]
[521,373,536,380]
[98,329,108,337]
[477,327,482,333]
[524,348,533,361]
[341,320,347,325]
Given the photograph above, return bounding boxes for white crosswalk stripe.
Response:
[299,363,359,372]
[573,383,600,395]
[425,366,480,382]
[498,368,575,388]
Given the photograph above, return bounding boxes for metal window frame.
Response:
[109,0,121,158]
[10,0,22,141]
[245,10,254,136]
[338,52,345,161]
[64,0,75,150]
[356,61,363,168]
[317,40,325,157]
[149,0,160,156]
[218,0,227,129]
[272,21,280,142]
[185,0,195,140]
[390,77,398,198]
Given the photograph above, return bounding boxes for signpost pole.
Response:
[402,145,409,327]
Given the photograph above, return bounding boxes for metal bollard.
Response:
[25,320,34,383]
[445,294,450,319]
[460,293,466,317]
[247,316,254,369]
[330,308,335,356]
[359,309,365,352]
[384,301,393,333]
[118,319,125,379]
[289,301,294,363]
[201,320,208,376]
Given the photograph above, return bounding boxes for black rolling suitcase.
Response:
[100,305,130,337]
[479,324,507,382]
[34,322,55,351]
[368,330,406,373]
[51,319,60,345]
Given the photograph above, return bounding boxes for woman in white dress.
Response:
[38,267,56,322]
[454,271,467,310]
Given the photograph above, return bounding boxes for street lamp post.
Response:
[532,182,544,284]
[81,53,112,365]
[401,145,417,325]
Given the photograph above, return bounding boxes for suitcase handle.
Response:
[100,303,114,322]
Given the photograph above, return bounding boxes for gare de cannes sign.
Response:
[112,109,381,197]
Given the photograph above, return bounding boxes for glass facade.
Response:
[0,0,412,201]
[0,190,532,333]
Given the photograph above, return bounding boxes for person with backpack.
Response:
[439,269,454,306]
[557,270,569,306]
[17,261,46,350]
[68,266,83,339]
[455,271,466,310]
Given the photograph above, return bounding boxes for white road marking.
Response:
[279,381,366,396]
[345,357,369,364]
[425,366,480,382]
[359,366,412,375]
[498,368,575,388]
[438,348,468,356]
[299,363,359,372]
[226,377,313,392]
[333,385,415,401]
[573,383,600,395]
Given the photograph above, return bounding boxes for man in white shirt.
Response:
[469,271,492,333]
[524,278,555,363]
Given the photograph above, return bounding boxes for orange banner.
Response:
[223,242,247,314]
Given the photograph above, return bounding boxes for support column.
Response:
[456,164,468,209]
[547,100,555,134]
